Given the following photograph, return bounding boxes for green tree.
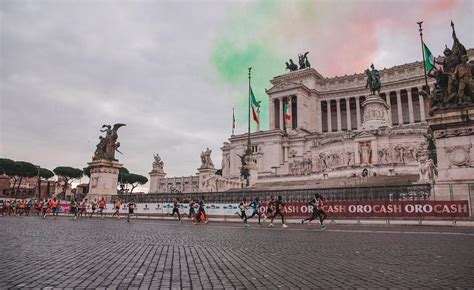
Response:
[117,167,130,193]
[12,161,38,196]
[53,166,83,198]
[121,173,148,193]
[0,158,15,175]
[83,166,91,178]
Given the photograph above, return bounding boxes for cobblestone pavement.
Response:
[1,216,473,289]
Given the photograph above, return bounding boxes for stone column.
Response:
[356,97,361,130]
[327,100,332,132]
[385,94,392,125]
[317,100,323,133]
[418,88,426,122]
[396,91,403,125]
[279,98,284,130]
[336,98,342,131]
[270,98,275,130]
[407,89,415,124]
[345,97,351,130]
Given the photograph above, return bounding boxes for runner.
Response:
[168,198,182,223]
[127,199,136,222]
[89,198,98,218]
[246,197,263,225]
[265,196,275,222]
[34,199,42,215]
[301,193,327,229]
[26,199,33,216]
[195,197,208,225]
[12,199,18,216]
[51,197,60,219]
[41,198,49,219]
[1,199,8,216]
[112,197,122,219]
[98,197,106,219]
[77,199,87,218]
[70,198,78,219]
[269,195,288,228]
[235,198,249,227]
[18,199,26,216]
[188,199,196,221]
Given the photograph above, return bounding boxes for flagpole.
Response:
[417,21,430,92]
[232,107,235,136]
[247,67,252,149]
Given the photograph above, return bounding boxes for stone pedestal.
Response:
[243,153,259,187]
[87,159,122,202]
[149,170,166,193]
[361,95,391,131]
[428,107,474,200]
[198,167,217,191]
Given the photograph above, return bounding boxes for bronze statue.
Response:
[237,153,250,184]
[365,64,381,95]
[427,21,472,112]
[93,123,126,161]
[453,55,473,104]
[286,52,310,72]
[286,59,298,72]
[298,52,310,69]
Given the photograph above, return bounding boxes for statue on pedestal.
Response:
[285,52,310,71]
[152,153,164,172]
[93,123,126,161]
[365,64,381,95]
[200,148,215,169]
[428,21,473,112]
[417,151,437,183]
[285,59,298,72]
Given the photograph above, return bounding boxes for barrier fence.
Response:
[110,183,473,219]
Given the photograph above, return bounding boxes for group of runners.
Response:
[234,194,327,229]
[1,193,328,228]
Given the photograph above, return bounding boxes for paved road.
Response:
[1,216,473,289]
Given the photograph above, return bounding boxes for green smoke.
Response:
[211,1,290,132]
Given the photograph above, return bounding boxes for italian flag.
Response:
[284,102,291,120]
[250,86,260,125]
[423,42,435,72]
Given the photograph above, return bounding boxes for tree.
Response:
[0,158,15,175]
[39,168,54,180]
[117,167,130,192]
[83,166,91,178]
[11,161,37,196]
[53,166,83,198]
[0,158,16,196]
[121,173,148,193]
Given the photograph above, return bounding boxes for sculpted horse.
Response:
[365,69,381,95]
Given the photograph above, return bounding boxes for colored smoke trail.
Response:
[211,0,466,131]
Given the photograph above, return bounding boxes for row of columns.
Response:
[273,95,296,130]
[322,87,426,132]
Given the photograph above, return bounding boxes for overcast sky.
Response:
[1,0,473,190]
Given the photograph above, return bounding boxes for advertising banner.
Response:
[59,200,470,218]
[278,200,470,218]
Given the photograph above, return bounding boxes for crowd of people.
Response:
[1,194,328,228]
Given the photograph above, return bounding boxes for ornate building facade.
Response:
[221,49,474,189]
[149,49,473,193]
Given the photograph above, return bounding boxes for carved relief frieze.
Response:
[434,128,474,139]
[445,145,472,168]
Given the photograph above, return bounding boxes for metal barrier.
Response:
[114,184,432,204]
